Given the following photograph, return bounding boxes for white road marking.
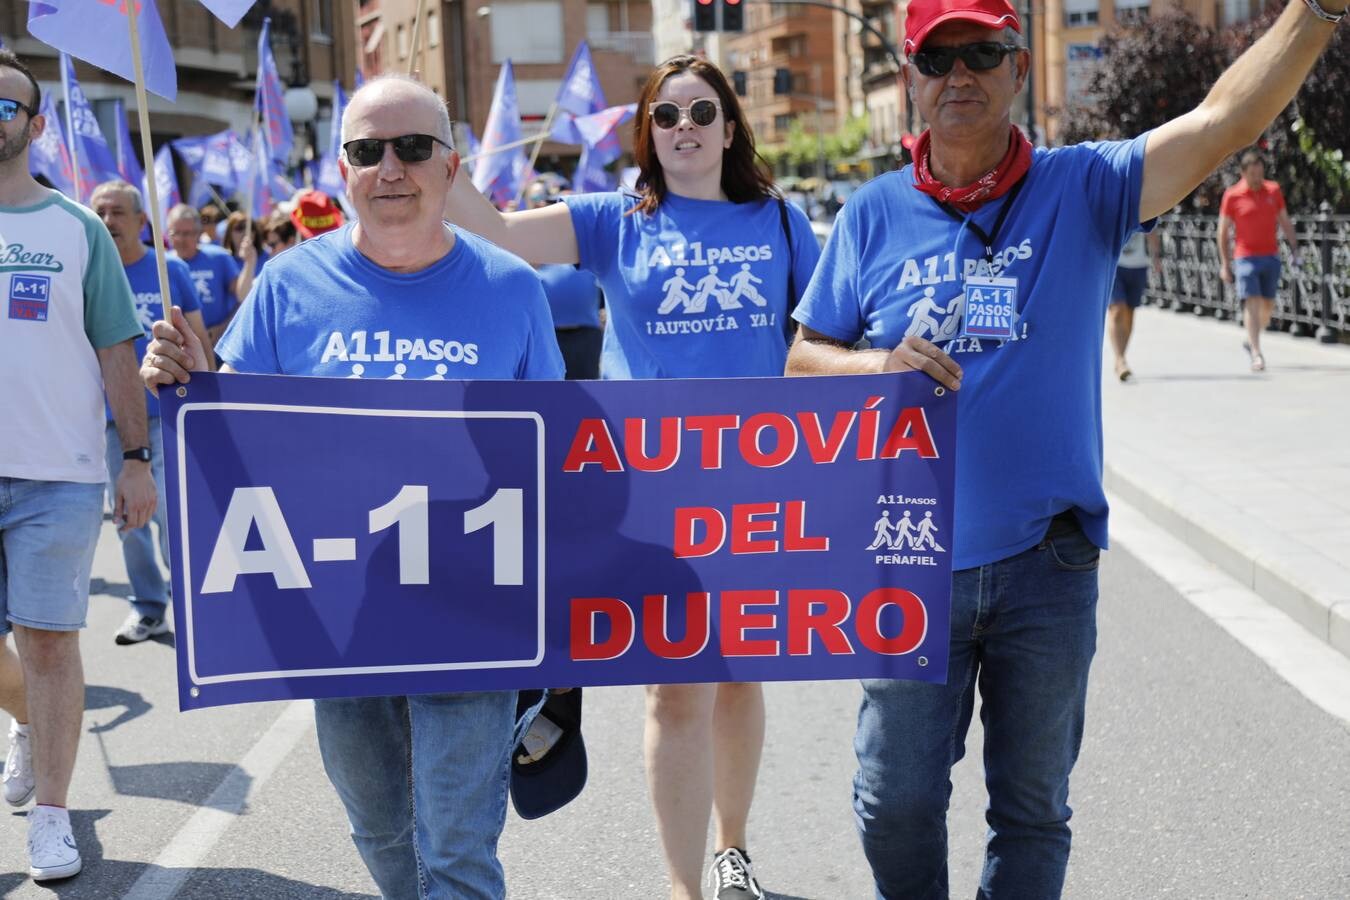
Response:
[121,700,313,900]
[1108,491,1350,726]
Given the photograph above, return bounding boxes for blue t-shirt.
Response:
[215,223,564,382]
[564,191,821,379]
[794,135,1152,569]
[537,264,601,329]
[107,251,201,421]
[172,242,241,328]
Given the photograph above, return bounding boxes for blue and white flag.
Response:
[548,42,622,165]
[28,0,178,101]
[175,129,241,203]
[28,90,76,197]
[256,18,294,164]
[460,124,481,177]
[60,54,122,203]
[242,128,274,219]
[472,61,531,207]
[572,145,614,193]
[110,98,145,188]
[315,79,349,199]
[150,143,181,235]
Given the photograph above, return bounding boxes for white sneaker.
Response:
[114,610,170,645]
[27,805,82,881]
[4,719,35,807]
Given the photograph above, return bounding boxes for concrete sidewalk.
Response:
[1101,305,1350,657]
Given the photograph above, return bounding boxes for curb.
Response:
[1104,457,1350,662]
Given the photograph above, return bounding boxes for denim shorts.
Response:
[1111,265,1148,308]
[1235,255,1281,300]
[0,478,104,634]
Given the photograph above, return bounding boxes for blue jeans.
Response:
[1234,254,1280,300]
[853,517,1100,900]
[314,690,519,900]
[104,419,169,618]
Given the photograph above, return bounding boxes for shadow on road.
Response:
[103,761,248,812]
[87,578,131,600]
[85,684,153,734]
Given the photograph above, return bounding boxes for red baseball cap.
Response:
[904,0,1022,54]
[290,190,345,239]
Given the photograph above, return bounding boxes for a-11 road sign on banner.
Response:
[160,372,957,711]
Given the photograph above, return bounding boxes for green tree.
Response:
[1057,7,1350,212]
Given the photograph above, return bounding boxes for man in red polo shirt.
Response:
[1218,150,1298,371]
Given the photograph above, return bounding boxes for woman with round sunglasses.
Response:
[447,54,820,900]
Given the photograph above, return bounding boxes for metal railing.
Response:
[1148,210,1350,342]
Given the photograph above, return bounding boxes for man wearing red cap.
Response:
[788,0,1347,896]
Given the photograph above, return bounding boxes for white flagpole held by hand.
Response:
[124,1,174,349]
[408,0,428,76]
[514,102,557,209]
[461,130,548,164]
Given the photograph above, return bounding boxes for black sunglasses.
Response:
[0,97,37,122]
[648,98,720,131]
[342,133,453,167]
[911,42,1022,78]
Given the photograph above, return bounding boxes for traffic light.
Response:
[773,68,792,95]
[732,70,747,96]
[693,0,717,32]
[721,0,744,32]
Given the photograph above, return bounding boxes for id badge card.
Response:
[961,275,1018,340]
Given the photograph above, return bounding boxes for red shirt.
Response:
[1220,180,1285,258]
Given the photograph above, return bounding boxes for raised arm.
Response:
[1139,1,1343,222]
[444,167,580,266]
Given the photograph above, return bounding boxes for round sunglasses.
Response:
[342,133,454,167]
[911,42,1022,78]
[0,97,37,122]
[648,98,721,131]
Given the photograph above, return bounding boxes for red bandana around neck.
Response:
[912,125,1033,214]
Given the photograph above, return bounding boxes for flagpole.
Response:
[407,0,428,77]
[59,55,82,203]
[460,130,549,164]
[513,102,557,208]
[124,0,173,344]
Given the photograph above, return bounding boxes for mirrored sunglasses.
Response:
[342,133,453,167]
[911,42,1022,78]
[0,97,37,122]
[648,99,720,131]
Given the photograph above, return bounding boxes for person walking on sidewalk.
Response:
[1109,229,1163,380]
[445,54,821,900]
[90,179,213,645]
[141,74,563,899]
[0,51,154,883]
[1218,150,1299,372]
[786,0,1350,896]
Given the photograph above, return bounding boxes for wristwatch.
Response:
[122,447,152,463]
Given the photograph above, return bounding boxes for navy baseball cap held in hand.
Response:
[510,688,588,820]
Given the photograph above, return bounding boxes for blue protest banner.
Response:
[161,372,956,711]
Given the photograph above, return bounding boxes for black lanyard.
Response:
[935,174,1028,263]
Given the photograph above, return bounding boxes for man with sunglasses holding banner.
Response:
[0,50,153,883]
[141,74,563,898]
[787,0,1347,896]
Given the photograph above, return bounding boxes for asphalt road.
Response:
[1,517,1348,899]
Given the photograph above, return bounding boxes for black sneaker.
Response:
[709,847,764,900]
[114,612,170,645]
